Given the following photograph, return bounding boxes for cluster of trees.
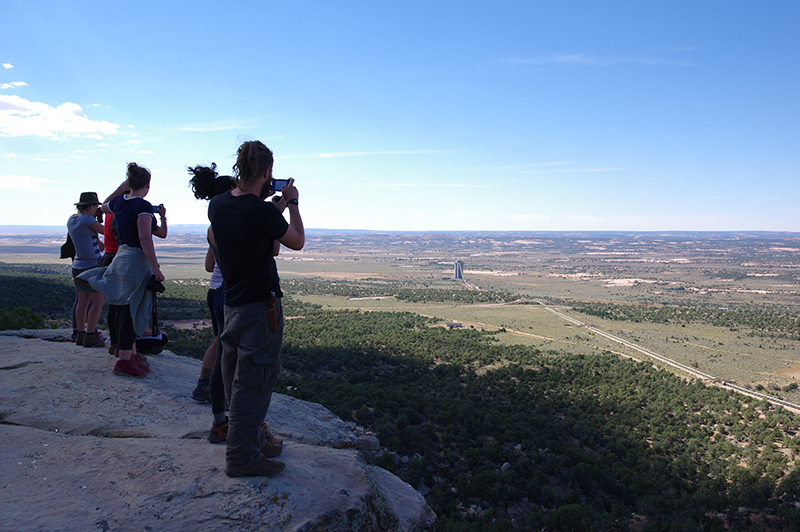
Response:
[572,301,800,341]
[0,306,45,330]
[394,287,514,304]
[276,300,800,531]
[282,278,514,304]
[4,266,800,530]
[0,263,75,322]
[0,261,214,329]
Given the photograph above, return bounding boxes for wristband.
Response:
[286,199,299,206]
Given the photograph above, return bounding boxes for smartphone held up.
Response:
[271,179,290,193]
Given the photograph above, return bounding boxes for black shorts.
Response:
[72,265,99,293]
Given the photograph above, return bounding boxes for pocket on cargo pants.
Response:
[241,300,283,390]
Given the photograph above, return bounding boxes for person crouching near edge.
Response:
[77,163,167,378]
[208,140,304,477]
[67,192,106,348]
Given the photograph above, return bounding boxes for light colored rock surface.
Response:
[0,331,436,532]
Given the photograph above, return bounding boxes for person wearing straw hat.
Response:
[66,192,106,348]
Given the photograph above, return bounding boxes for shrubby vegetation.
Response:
[283,278,514,304]
[155,280,208,321]
[572,301,800,341]
[158,324,214,360]
[4,267,800,529]
[0,263,211,328]
[276,301,800,531]
[0,306,45,330]
[0,263,75,323]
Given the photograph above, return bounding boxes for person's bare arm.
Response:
[152,204,167,239]
[271,196,285,256]
[277,179,304,251]
[101,181,130,214]
[279,220,304,250]
[205,227,216,270]
[138,215,164,281]
[205,246,215,272]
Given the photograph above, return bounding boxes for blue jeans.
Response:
[220,299,283,468]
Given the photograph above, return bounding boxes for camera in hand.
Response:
[148,275,165,293]
[151,204,163,214]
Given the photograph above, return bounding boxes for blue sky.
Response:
[1,1,798,231]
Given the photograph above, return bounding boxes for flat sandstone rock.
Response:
[0,332,436,531]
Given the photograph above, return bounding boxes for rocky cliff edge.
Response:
[0,330,436,532]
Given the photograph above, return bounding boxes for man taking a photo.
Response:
[208,140,304,477]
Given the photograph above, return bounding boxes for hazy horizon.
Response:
[1,225,799,238]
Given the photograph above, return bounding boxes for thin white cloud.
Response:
[128,140,141,144]
[446,162,623,174]
[448,162,572,171]
[6,152,17,157]
[178,119,248,132]
[310,149,445,159]
[278,149,447,160]
[84,134,103,139]
[318,182,488,189]
[0,174,52,190]
[520,167,625,174]
[500,52,697,68]
[2,63,13,69]
[1,81,27,89]
[0,94,119,139]
[689,194,738,202]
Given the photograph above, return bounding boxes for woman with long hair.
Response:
[78,163,167,377]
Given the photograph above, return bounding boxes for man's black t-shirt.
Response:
[208,191,289,306]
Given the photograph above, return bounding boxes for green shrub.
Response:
[0,306,45,330]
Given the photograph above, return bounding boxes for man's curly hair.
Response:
[233,141,274,186]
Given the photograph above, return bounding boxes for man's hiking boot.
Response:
[261,441,283,458]
[83,332,106,348]
[192,379,211,404]
[225,456,285,478]
[208,419,283,453]
[75,331,85,346]
[208,419,228,443]
[260,422,283,446]
[113,359,147,378]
